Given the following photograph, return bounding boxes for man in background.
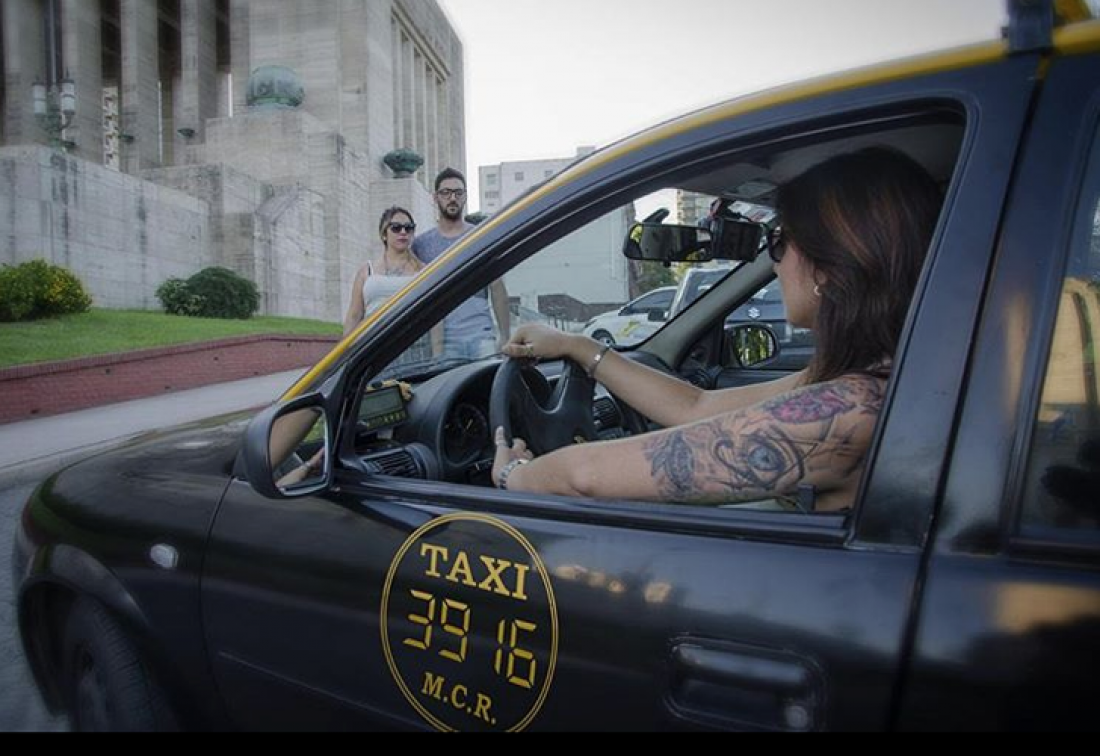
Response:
[414,168,511,359]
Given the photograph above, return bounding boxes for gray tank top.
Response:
[362,262,416,317]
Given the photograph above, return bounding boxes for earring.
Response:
[814,284,822,297]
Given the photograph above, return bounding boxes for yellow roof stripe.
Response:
[1056,0,1096,24]
[283,38,1020,402]
[1055,19,1100,53]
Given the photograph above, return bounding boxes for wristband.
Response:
[587,344,613,380]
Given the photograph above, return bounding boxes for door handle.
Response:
[668,641,823,732]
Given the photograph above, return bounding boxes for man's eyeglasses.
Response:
[767,227,787,264]
[388,223,416,235]
[436,189,466,200]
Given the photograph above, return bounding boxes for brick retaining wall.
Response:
[0,336,339,425]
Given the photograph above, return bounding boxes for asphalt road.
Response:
[1,483,68,732]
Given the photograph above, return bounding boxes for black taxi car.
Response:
[12,2,1100,732]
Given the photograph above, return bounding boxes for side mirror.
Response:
[647,309,668,323]
[623,222,714,264]
[730,324,779,369]
[243,395,333,499]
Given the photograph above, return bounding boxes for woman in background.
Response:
[344,207,426,337]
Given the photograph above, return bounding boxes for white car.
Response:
[583,286,677,347]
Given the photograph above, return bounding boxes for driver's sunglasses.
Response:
[437,189,466,200]
[388,223,416,235]
[767,227,787,264]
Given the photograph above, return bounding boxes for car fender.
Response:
[18,541,229,729]
[16,543,155,713]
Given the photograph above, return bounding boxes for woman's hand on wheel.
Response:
[502,325,581,363]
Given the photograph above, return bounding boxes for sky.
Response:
[436,0,1009,211]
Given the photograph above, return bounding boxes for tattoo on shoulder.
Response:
[762,376,886,424]
[643,375,886,504]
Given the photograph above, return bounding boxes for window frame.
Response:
[1012,97,1100,547]
[929,52,1100,559]
[335,107,976,547]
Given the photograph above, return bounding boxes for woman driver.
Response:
[492,147,944,512]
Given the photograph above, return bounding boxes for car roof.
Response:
[283,15,1100,402]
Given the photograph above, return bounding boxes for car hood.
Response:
[29,410,256,559]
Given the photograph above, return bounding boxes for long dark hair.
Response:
[777,147,943,384]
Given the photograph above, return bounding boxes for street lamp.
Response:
[32,74,77,151]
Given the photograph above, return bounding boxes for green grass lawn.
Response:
[0,310,343,369]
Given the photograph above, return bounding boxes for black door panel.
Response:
[206,479,921,731]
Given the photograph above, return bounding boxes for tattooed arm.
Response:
[506,375,886,512]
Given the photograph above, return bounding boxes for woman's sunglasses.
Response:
[388,223,416,235]
[767,227,787,264]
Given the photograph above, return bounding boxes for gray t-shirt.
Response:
[413,226,496,345]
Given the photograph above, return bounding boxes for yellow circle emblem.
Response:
[381,513,559,732]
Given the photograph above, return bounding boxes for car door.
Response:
[202,56,1040,731]
[899,48,1100,731]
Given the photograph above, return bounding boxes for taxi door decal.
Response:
[381,513,559,732]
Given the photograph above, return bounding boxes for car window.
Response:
[504,194,709,346]
[636,290,674,310]
[1020,123,1100,533]
[376,191,725,373]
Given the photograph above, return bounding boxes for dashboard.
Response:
[350,360,631,486]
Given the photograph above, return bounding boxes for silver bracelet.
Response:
[497,459,530,490]
[587,344,613,380]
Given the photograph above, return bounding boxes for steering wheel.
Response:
[489,358,598,457]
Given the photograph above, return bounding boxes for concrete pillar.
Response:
[339,0,370,152]
[178,0,217,151]
[2,0,46,146]
[120,0,160,172]
[61,0,103,163]
[162,76,175,166]
[448,55,465,174]
[229,0,250,114]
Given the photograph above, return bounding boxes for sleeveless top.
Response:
[362,261,417,317]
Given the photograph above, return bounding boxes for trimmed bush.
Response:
[0,260,93,322]
[157,267,260,320]
[0,267,36,322]
[156,278,204,317]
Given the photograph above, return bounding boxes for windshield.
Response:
[671,267,739,317]
[366,189,757,381]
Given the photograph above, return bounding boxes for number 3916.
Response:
[404,590,539,690]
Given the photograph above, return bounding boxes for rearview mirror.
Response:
[623,223,714,264]
[711,216,768,263]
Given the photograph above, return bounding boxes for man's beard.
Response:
[440,204,464,221]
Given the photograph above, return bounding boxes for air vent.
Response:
[594,397,623,431]
[363,447,423,479]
